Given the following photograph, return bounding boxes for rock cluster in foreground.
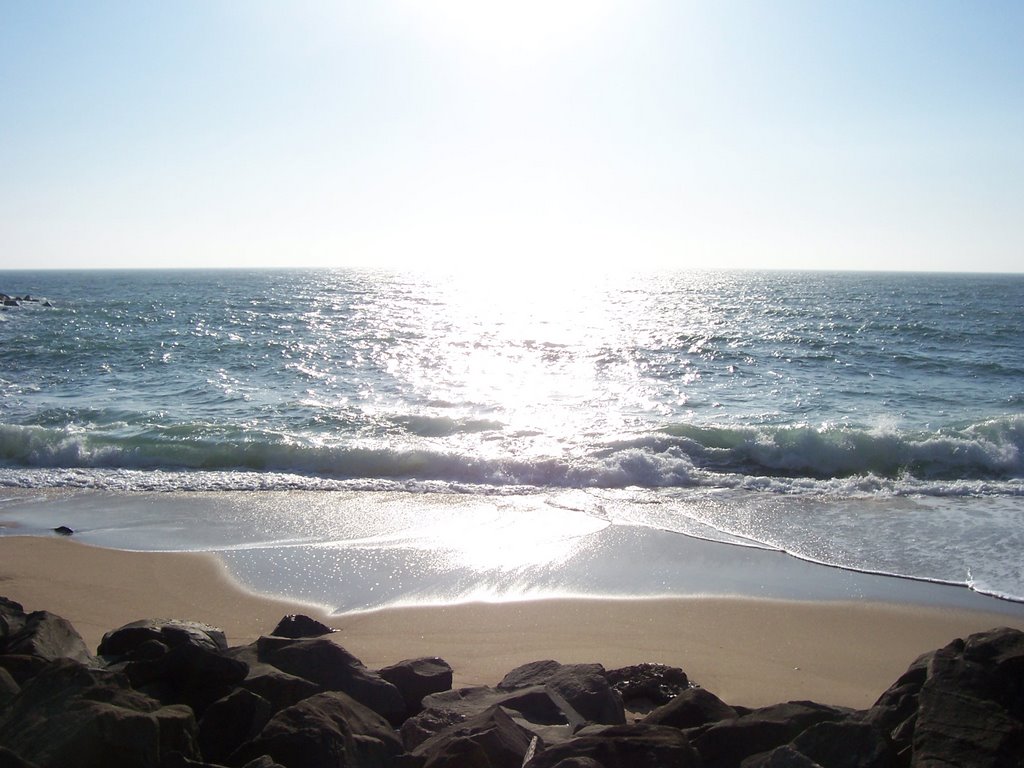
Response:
[1,595,1022,767]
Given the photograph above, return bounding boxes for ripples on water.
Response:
[0,268,1022,602]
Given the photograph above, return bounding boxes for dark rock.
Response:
[692,701,850,768]
[0,667,20,706]
[129,638,170,661]
[741,745,825,768]
[253,635,405,723]
[525,723,701,768]
[787,720,896,768]
[198,688,272,764]
[0,655,49,686]
[545,664,625,728]
[52,525,74,536]
[0,597,26,644]
[98,618,227,658]
[0,658,199,767]
[240,668,324,713]
[0,747,41,768]
[126,642,249,716]
[402,706,469,751]
[240,758,288,768]
[229,691,403,768]
[606,663,690,711]
[1,607,93,664]
[499,660,566,690]
[543,759,604,768]
[378,656,455,716]
[864,627,1024,767]
[413,705,538,768]
[404,683,582,750]
[643,686,738,729]
[270,614,336,638]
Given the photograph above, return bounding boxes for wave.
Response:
[0,416,1021,495]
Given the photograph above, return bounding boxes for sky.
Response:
[1,1,1022,273]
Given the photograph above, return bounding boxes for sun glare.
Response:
[401,0,616,61]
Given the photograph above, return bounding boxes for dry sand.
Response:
[2,535,1022,709]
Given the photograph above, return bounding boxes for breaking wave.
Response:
[0,416,1021,496]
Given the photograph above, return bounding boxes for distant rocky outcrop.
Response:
[1,595,1023,767]
[0,293,52,308]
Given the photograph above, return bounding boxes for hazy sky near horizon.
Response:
[2,1,1022,273]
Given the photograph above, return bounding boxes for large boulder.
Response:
[643,686,738,730]
[691,701,851,768]
[270,614,335,639]
[197,688,272,764]
[865,626,1024,767]
[545,664,625,728]
[605,663,690,712]
[98,618,227,659]
[412,705,539,768]
[0,659,199,768]
[229,691,403,768]
[0,598,93,665]
[524,723,700,768]
[404,684,580,749]
[125,642,249,715]
[252,635,405,723]
[784,720,896,768]
[0,668,19,707]
[378,655,454,718]
[495,660,626,729]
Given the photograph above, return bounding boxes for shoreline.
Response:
[3,536,1024,709]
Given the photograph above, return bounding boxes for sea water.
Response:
[0,268,1021,609]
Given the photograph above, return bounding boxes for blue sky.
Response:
[2,1,1021,272]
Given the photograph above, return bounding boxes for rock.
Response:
[401,706,469,751]
[606,663,690,711]
[864,627,1024,767]
[378,656,454,716]
[270,614,336,638]
[524,723,701,768]
[0,667,19,706]
[240,667,325,713]
[403,683,583,750]
[413,705,539,768]
[643,686,738,729]
[129,638,170,661]
[198,688,273,764]
[240,758,288,768]
[98,618,227,658]
[229,691,403,768]
[741,745,825,768]
[787,720,896,768]
[52,525,74,536]
[691,701,851,768]
[0,658,199,768]
[497,661,626,728]
[0,655,49,686]
[0,597,26,644]
[545,664,625,728]
[0,600,93,664]
[0,747,41,768]
[253,635,405,723]
[499,660,566,690]
[125,642,249,716]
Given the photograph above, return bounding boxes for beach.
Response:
[4,535,1024,711]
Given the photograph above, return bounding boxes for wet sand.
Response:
[2,536,1023,708]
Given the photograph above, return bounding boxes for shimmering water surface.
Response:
[1,268,1021,608]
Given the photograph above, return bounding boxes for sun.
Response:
[400,0,617,62]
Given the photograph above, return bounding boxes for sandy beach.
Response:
[3,535,1023,710]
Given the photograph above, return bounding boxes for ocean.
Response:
[1,268,1022,611]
